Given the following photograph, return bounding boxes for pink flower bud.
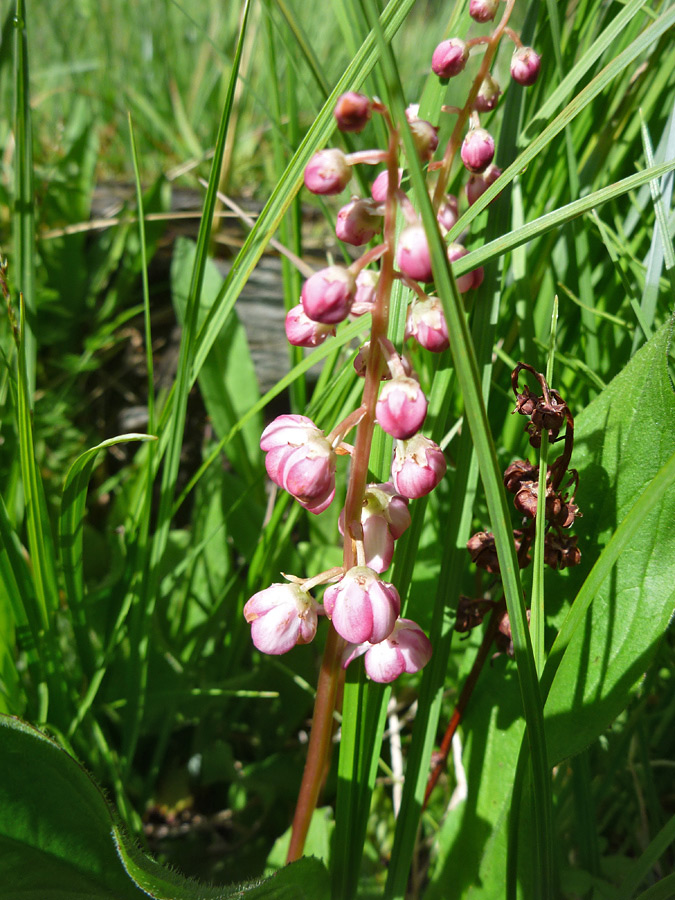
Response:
[461,128,495,174]
[437,194,459,232]
[409,118,439,163]
[397,225,433,283]
[466,163,502,206]
[285,304,336,348]
[323,566,400,644]
[469,0,499,22]
[335,198,382,246]
[260,415,336,513]
[244,583,319,655]
[304,148,351,195]
[405,296,449,352]
[447,243,475,293]
[362,619,432,682]
[392,434,447,498]
[511,46,541,86]
[471,266,485,289]
[334,91,372,132]
[376,376,428,440]
[474,73,501,112]
[371,167,403,203]
[351,270,379,316]
[431,38,469,78]
[301,266,356,324]
[338,483,410,573]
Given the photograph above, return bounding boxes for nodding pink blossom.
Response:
[511,46,541,86]
[376,376,428,440]
[336,198,382,246]
[334,91,372,132]
[431,38,469,78]
[461,128,495,174]
[371,167,403,203]
[301,266,356,324]
[392,434,447,499]
[351,270,379,316]
[342,618,433,683]
[323,566,400,644]
[406,296,449,352]
[469,0,498,22]
[339,483,411,573]
[409,119,439,163]
[474,73,501,112]
[466,164,502,206]
[285,304,336,348]
[304,148,351,195]
[397,225,433,283]
[437,194,459,233]
[244,583,320,655]
[260,415,336,513]
[447,243,477,293]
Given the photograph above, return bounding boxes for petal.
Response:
[364,641,405,683]
[250,603,301,655]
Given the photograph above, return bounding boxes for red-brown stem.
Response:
[286,624,346,862]
[432,0,517,208]
[286,130,400,863]
[423,601,504,808]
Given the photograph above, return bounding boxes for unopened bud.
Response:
[405,297,449,352]
[437,194,459,232]
[304,149,351,195]
[336,198,382,246]
[474,73,501,112]
[371,167,403,203]
[244,583,319,655]
[409,118,439,163]
[431,38,469,78]
[285,304,336,348]
[392,434,446,499]
[447,243,476,293]
[351,270,379,316]
[376,377,428,440]
[324,567,400,644]
[461,127,495,174]
[301,266,356,324]
[347,618,432,683]
[334,91,372,132]
[511,47,541,86]
[469,0,499,22]
[397,225,433,283]
[466,164,502,206]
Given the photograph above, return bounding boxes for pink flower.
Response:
[285,304,336,348]
[406,296,449,352]
[301,266,356,324]
[392,434,447,499]
[260,415,336,513]
[511,47,541,86]
[409,119,439,163]
[461,128,495,174]
[334,91,372,132]
[336,198,382,246]
[323,566,400,644]
[469,0,498,22]
[339,483,411,573]
[371,168,402,203]
[244,583,319,655]
[304,149,351,195]
[474,73,501,112]
[376,376,428,440]
[343,618,433,683]
[431,38,469,78]
[447,243,476,293]
[437,194,459,232]
[351,270,379,316]
[397,225,433,283]
[466,164,502,206]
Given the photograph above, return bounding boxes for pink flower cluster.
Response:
[245,16,541,683]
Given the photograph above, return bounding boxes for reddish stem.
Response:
[286,130,400,863]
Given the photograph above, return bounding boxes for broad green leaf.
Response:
[0,714,330,900]
[544,323,675,763]
[171,236,262,478]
